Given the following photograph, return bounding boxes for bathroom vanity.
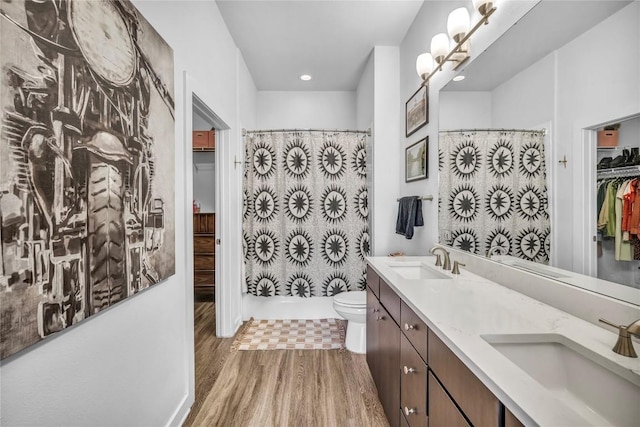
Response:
[365,256,640,427]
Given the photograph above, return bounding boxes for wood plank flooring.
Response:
[183,302,389,427]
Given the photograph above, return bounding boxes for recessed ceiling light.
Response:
[300,74,312,81]
[453,75,465,82]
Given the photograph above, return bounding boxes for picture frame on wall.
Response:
[405,137,428,182]
[405,85,428,137]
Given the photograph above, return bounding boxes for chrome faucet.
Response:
[486,246,505,258]
[430,246,451,271]
[599,318,640,358]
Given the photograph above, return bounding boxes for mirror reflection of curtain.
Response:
[243,131,370,297]
[438,130,550,263]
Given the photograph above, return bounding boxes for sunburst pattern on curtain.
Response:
[243,131,369,297]
[438,130,550,262]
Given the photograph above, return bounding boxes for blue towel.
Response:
[395,196,423,239]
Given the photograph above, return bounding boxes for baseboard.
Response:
[242,294,341,320]
[166,391,193,427]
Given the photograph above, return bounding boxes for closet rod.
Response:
[243,128,371,136]
[440,128,546,135]
[597,165,640,179]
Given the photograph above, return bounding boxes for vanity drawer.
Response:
[194,255,215,271]
[194,270,214,286]
[367,265,380,297]
[400,333,428,427]
[428,330,499,427]
[401,300,428,362]
[428,372,470,427]
[379,278,401,325]
[194,236,215,254]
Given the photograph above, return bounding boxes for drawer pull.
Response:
[376,315,385,321]
[404,407,417,416]
[404,323,416,331]
[403,366,416,375]
[372,308,380,313]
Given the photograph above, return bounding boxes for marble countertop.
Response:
[366,256,640,427]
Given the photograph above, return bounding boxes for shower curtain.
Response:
[438,130,550,263]
[243,131,369,297]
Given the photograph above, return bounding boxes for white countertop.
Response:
[366,256,640,427]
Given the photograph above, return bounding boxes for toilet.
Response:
[333,290,367,353]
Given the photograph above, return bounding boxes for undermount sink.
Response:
[482,333,640,426]
[386,261,451,280]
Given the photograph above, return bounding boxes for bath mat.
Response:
[232,318,345,351]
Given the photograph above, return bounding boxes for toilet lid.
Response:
[334,290,366,307]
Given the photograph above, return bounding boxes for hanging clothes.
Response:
[597,176,640,261]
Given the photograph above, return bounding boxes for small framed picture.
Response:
[405,85,428,137]
[405,137,428,182]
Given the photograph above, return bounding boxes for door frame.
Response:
[576,106,639,277]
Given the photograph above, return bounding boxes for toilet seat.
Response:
[333,290,366,307]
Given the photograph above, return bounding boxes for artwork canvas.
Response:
[0,0,175,359]
[406,138,428,182]
[405,85,428,137]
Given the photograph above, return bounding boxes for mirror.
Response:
[437,0,640,305]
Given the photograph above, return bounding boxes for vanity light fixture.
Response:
[416,52,435,81]
[299,74,312,81]
[416,0,496,86]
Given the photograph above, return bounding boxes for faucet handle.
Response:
[599,318,638,358]
[434,254,442,267]
[451,261,465,275]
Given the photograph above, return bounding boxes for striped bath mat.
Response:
[232,318,345,351]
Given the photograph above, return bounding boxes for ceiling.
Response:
[216,0,424,91]
[443,0,633,92]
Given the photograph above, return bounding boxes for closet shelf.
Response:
[597,165,640,178]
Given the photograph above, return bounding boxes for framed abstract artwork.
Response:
[406,137,428,182]
[0,0,176,359]
[405,85,428,137]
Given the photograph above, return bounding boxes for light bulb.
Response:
[431,33,450,64]
[416,53,434,79]
[447,7,470,42]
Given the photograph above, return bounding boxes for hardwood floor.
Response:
[184,302,389,427]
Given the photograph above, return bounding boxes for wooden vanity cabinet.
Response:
[428,330,500,427]
[366,265,517,427]
[366,288,381,389]
[367,268,400,427]
[429,372,470,427]
[505,408,525,427]
[400,333,428,427]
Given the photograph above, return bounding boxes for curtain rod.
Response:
[243,128,371,137]
[440,128,546,135]
[397,195,434,202]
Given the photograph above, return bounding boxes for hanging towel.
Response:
[396,196,423,239]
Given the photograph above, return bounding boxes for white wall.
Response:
[356,52,375,251]
[439,92,492,130]
[0,1,257,426]
[255,91,356,129]
[491,52,555,129]
[356,52,374,130]
[397,0,539,256]
[371,46,402,256]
